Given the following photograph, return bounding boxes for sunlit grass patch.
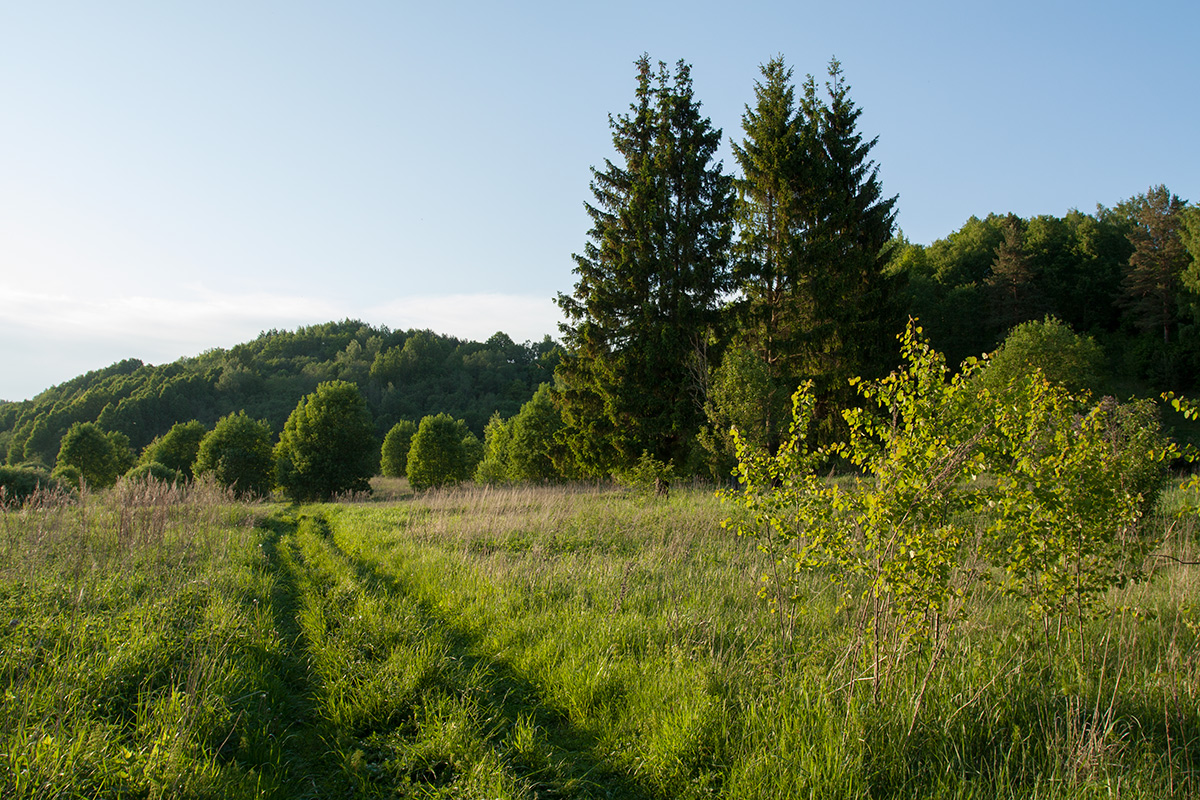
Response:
[1,478,1197,797]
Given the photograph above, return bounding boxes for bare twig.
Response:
[1153,554,1200,566]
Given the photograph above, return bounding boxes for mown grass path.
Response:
[248,514,333,796]
[257,507,657,799]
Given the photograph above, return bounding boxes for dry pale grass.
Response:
[0,474,265,583]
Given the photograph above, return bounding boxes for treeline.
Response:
[898,190,1200,390]
[4,54,1198,495]
[0,320,558,470]
[542,54,1200,488]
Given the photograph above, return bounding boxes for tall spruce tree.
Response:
[725,56,813,455]
[722,57,899,453]
[556,55,733,478]
[807,58,901,426]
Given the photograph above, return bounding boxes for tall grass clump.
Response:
[0,475,279,798]
[324,483,808,797]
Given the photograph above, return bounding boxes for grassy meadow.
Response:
[1,477,1197,798]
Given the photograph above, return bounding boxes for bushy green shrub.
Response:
[123,461,183,484]
[275,381,376,502]
[474,385,565,485]
[407,414,474,491]
[987,383,1172,621]
[0,465,65,503]
[380,420,418,478]
[140,420,207,479]
[194,411,275,498]
[699,346,784,477]
[507,384,563,482]
[50,464,82,489]
[461,430,484,478]
[614,451,675,497]
[979,315,1106,396]
[727,319,1175,684]
[474,413,513,484]
[55,422,122,489]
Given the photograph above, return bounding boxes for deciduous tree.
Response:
[407,413,473,491]
[699,345,783,477]
[507,384,564,482]
[194,411,275,498]
[55,422,121,488]
[978,316,1106,397]
[474,412,513,484]
[140,420,207,480]
[275,381,376,502]
[380,420,418,478]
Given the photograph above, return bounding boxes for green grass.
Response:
[1,478,1197,798]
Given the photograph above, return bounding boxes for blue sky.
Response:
[1,0,1196,401]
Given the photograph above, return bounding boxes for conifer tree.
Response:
[1118,185,1190,345]
[985,214,1044,333]
[727,57,812,455]
[723,57,899,452]
[807,58,901,421]
[556,56,733,478]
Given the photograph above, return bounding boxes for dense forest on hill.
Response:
[0,321,558,469]
[3,183,1195,480]
[3,188,1197,478]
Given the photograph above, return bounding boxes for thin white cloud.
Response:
[366,293,564,344]
[0,289,565,401]
[1,288,338,344]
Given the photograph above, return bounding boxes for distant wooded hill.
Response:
[4,192,1198,474]
[0,320,559,469]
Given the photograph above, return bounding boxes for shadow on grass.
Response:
[294,509,659,800]
[232,513,348,798]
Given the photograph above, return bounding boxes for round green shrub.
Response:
[980,316,1106,397]
[275,381,376,502]
[0,465,65,503]
[124,461,183,484]
[56,421,122,489]
[195,411,275,498]
[140,420,207,479]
